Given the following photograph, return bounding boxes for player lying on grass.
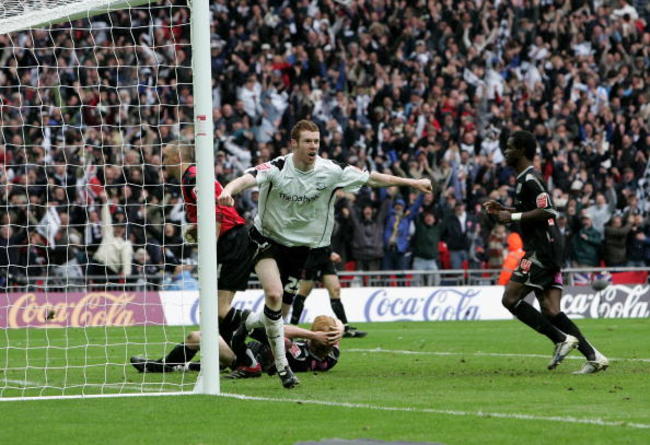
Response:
[229,315,344,377]
[483,130,608,374]
[129,315,343,375]
[218,119,432,388]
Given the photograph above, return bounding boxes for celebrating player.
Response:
[219,119,432,388]
[131,143,254,373]
[483,130,608,374]
[290,248,367,338]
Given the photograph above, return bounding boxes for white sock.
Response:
[262,306,288,371]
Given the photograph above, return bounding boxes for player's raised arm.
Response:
[218,173,256,206]
[366,171,432,194]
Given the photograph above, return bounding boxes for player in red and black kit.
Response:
[130,143,258,375]
[483,130,608,374]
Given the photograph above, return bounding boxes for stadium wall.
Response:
[2,285,649,329]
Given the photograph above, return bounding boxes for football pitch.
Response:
[1,319,649,444]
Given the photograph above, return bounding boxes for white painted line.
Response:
[1,379,41,387]
[220,393,650,430]
[0,391,188,402]
[346,348,650,363]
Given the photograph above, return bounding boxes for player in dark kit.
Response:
[290,247,367,338]
[130,143,257,375]
[483,130,608,374]
[231,315,344,377]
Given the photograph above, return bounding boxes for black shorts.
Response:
[510,257,563,291]
[217,225,255,292]
[302,246,338,281]
[249,226,310,304]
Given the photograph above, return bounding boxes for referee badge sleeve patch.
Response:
[536,193,550,209]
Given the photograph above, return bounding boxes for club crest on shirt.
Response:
[536,193,549,208]
[520,258,532,273]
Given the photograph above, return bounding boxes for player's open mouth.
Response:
[308,152,317,159]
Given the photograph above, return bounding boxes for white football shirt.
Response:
[247,154,369,248]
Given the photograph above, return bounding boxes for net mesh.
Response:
[0,0,201,398]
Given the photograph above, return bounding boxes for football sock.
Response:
[219,307,242,344]
[550,312,596,360]
[290,294,306,324]
[262,305,288,370]
[250,327,269,344]
[330,298,348,324]
[163,343,197,365]
[511,301,566,344]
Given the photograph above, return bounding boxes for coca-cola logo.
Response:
[562,285,650,319]
[190,293,266,325]
[363,288,481,322]
[4,292,142,328]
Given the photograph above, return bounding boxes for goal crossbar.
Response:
[0,0,153,34]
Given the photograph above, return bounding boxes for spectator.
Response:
[441,203,471,270]
[467,222,487,270]
[0,224,24,289]
[556,215,574,267]
[486,224,507,270]
[382,194,424,270]
[347,198,390,273]
[627,214,649,267]
[163,264,199,291]
[604,215,632,267]
[586,192,616,236]
[570,214,603,268]
[89,194,134,283]
[411,211,441,286]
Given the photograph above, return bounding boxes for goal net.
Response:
[0,0,216,398]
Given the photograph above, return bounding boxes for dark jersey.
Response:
[250,338,340,373]
[514,166,563,270]
[181,166,245,234]
[285,339,340,372]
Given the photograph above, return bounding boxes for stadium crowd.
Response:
[0,0,649,289]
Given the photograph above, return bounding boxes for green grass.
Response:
[1,319,650,444]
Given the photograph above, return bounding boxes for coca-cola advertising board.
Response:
[159,285,650,326]
[0,291,166,328]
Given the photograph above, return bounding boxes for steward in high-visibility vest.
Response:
[497,232,525,285]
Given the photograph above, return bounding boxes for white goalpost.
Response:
[0,0,219,399]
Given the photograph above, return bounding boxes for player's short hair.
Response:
[510,130,537,160]
[309,315,337,358]
[290,120,319,143]
[164,142,195,163]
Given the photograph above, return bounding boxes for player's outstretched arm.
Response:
[366,171,432,193]
[218,173,256,207]
[284,325,342,344]
[490,208,556,224]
